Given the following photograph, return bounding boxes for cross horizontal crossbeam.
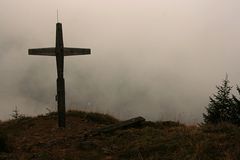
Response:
[29,47,91,56]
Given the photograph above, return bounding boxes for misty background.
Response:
[1,0,240,123]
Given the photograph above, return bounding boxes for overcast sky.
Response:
[0,0,240,123]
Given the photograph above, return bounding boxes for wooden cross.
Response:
[29,22,91,127]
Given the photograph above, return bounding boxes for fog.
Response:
[0,0,240,123]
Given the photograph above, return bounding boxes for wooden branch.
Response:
[91,116,145,135]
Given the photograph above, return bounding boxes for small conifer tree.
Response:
[203,76,233,124]
[230,86,240,125]
[11,106,24,119]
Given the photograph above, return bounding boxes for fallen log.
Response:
[91,116,145,135]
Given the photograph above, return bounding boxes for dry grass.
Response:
[0,111,239,159]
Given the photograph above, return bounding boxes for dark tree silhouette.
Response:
[230,86,240,125]
[203,76,233,124]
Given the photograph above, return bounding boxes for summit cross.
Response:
[29,22,91,127]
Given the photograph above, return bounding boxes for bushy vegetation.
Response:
[203,76,240,125]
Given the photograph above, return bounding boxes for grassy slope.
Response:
[0,111,240,160]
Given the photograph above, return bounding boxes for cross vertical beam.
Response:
[55,23,66,127]
[29,22,91,128]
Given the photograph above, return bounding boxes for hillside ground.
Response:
[0,111,239,160]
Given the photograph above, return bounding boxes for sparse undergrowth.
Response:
[0,111,239,160]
